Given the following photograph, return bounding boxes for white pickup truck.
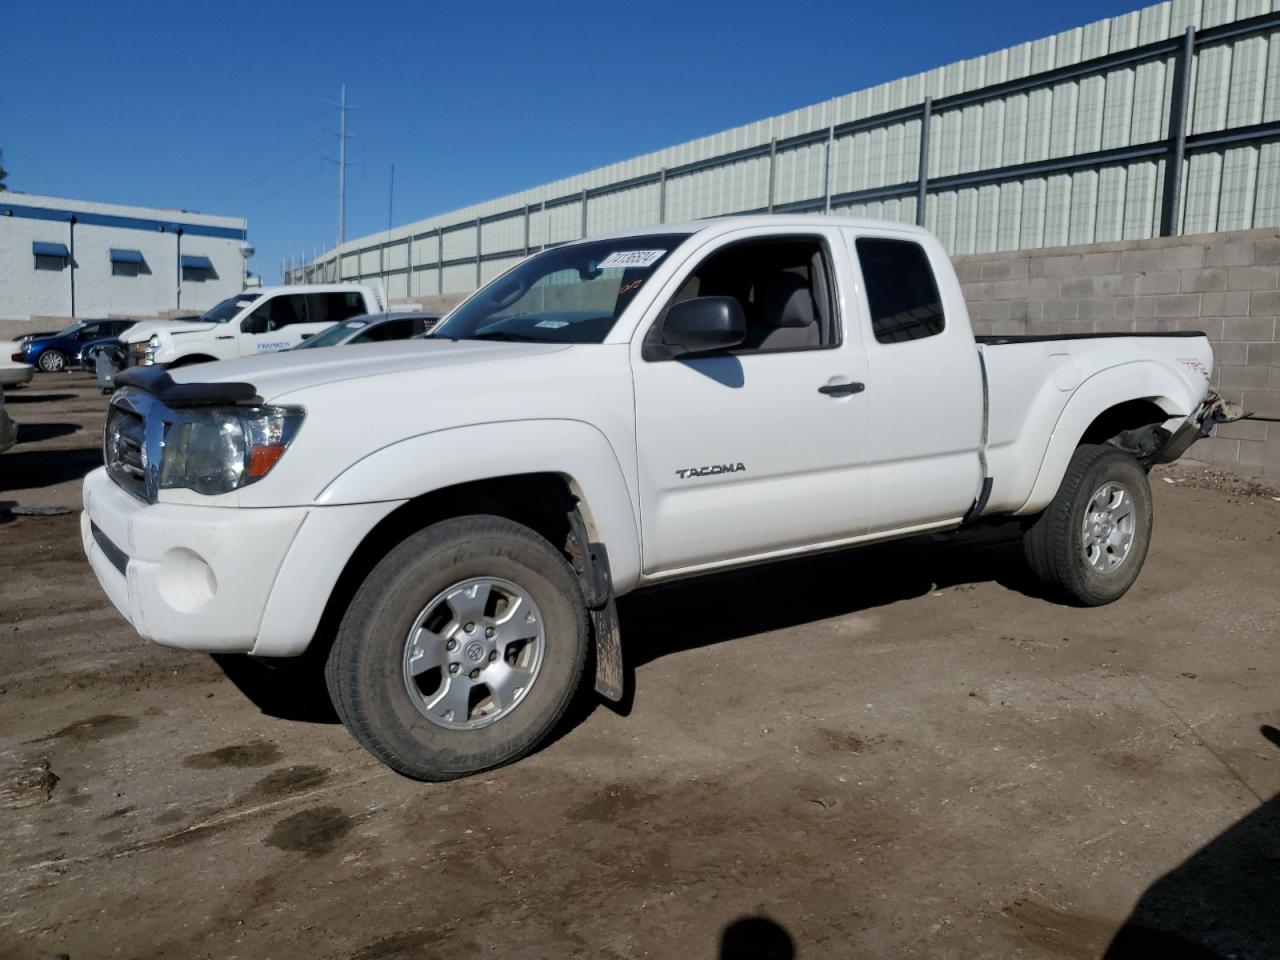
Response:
[120,283,384,368]
[82,215,1221,781]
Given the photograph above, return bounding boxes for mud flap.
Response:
[566,508,624,703]
[590,595,624,702]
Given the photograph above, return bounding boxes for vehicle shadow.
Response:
[2,392,76,404]
[16,422,80,443]
[601,521,1044,715]
[0,447,101,492]
[1101,725,1280,959]
[211,653,340,724]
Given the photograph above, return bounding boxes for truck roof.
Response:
[581,214,935,244]
[250,283,376,296]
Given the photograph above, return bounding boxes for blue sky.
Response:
[3,0,1149,283]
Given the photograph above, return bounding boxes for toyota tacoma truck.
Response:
[120,283,384,368]
[82,215,1221,781]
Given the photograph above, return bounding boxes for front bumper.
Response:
[82,467,308,652]
[81,468,404,656]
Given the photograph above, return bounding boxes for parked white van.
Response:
[121,284,385,368]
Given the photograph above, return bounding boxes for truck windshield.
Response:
[201,293,261,323]
[433,234,689,344]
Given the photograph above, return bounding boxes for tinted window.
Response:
[661,237,836,354]
[352,317,417,343]
[308,292,367,326]
[250,294,307,331]
[855,238,945,344]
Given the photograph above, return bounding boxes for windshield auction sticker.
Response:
[598,250,666,269]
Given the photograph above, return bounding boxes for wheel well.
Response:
[168,354,217,368]
[305,473,581,664]
[1079,399,1169,447]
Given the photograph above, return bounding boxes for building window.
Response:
[109,248,148,277]
[180,254,217,282]
[32,241,69,271]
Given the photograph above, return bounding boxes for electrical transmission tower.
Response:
[326,84,361,248]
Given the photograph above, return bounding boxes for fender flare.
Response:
[1017,360,1198,515]
[313,418,643,592]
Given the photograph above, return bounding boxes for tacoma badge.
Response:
[675,463,746,479]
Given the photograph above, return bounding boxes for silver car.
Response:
[294,311,440,350]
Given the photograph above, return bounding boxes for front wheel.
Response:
[1022,444,1153,606]
[37,350,66,373]
[325,515,589,781]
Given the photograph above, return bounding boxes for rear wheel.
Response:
[325,515,589,781]
[1022,444,1153,606]
[37,350,66,373]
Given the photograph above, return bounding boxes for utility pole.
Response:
[388,163,395,232]
[326,84,361,248]
[337,84,347,246]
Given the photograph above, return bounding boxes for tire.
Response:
[325,515,589,781]
[37,350,66,373]
[1023,444,1153,606]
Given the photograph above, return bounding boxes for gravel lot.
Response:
[2,375,1278,960]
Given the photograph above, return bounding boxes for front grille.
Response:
[104,404,148,500]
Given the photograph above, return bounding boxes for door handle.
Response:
[818,381,865,397]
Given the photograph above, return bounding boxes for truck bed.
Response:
[975,330,1206,345]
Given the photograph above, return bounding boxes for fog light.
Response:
[155,547,217,613]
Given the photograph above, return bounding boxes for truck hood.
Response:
[167,339,572,402]
[122,319,218,343]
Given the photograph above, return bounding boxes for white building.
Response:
[0,193,248,323]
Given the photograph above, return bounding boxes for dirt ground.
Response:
[1,376,1278,960]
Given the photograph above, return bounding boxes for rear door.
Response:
[844,229,984,531]
[631,226,873,575]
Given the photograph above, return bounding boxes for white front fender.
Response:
[314,419,643,592]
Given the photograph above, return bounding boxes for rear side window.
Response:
[308,292,367,326]
[855,238,945,344]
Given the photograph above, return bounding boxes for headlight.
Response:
[147,334,161,348]
[159,406,304,495]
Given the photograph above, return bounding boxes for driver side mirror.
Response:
[241,314,267,334]
[644,296,746,361]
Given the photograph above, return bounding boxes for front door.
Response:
[239,293,309,356]
[631,229,872,576]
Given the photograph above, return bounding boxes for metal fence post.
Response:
[916,97,932,227]
[524,204,531,256]
[658,168,667,223]
[580,189,589,238]
[823,124,836,213]
[540,201,547,251]
[437,227,444,295]
[1160,27,1196,237]
[475,218,483,288]
[767,138,778,213]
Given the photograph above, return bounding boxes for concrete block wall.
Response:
[955,227,1280,477]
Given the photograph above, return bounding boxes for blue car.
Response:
[15,319,136,373]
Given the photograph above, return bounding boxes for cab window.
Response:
[659,236,837,354]
[308,292,367,326]
[854,238,945,344]
[248,294,307,331]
